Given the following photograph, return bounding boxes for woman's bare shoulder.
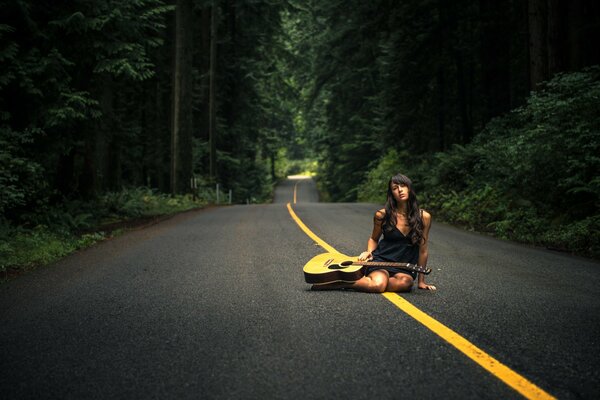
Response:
[421,209,431,223]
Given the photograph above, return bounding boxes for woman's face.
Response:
[391,182,410,203]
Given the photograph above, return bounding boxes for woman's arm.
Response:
[358,210,384,261]
[417,211,436,290]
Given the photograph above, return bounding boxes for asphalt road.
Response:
[1,177,599,399]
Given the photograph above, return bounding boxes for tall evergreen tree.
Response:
[171,0,194,194]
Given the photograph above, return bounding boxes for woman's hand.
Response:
[358,251,373,261]
[418,282,437,291]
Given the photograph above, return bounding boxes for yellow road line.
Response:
[293,181,298,204]
[286,202,555,400]
[293,178,307,204]
[382,293,555,400]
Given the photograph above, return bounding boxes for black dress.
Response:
[368,224,420,279]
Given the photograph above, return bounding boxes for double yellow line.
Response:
[287,202,555,400]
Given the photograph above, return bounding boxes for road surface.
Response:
[1,176,599,399]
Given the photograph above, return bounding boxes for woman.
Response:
[314,173,436,292]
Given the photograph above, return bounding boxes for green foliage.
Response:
[0,0,173,217]
[282,159,318,177]
[426,184,533,234]
[0,128,45,215]
[359,68,600,258]
[423,144,483,191]
[0,226,108,276]
[275,148,317,177]
[286,0,386,202]
[208,1,297,203]
[358,149,408,203]
[0,228,78,273]
[292,0,519,203]
[0,186,207,275]
[100,187,207,218]
[474,67,600,218]
[49,0,171,81]
[2,0,598,278]
[540,215,600,256]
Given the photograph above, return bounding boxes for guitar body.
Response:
[303,252,431,285]
[303,253,364,285]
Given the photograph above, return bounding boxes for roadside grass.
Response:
[0,187,210,282]
[0,229,107,279]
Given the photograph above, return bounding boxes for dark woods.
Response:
[296,0,599,256]
[1,0,290,218]
[306,0,600,200]
[0,0,599,258]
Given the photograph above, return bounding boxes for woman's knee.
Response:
[388,274,414,292]
[371,279,387,293]
[368,271,389,293]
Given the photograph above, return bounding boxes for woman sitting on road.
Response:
[313,173,436,292]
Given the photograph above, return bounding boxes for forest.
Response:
[1,0,599,273]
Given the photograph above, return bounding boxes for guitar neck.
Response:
[357,261,430,274]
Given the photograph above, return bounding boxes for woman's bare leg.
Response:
[386,272,414,292]
[312,270,389,293]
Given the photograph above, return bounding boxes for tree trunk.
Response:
[546,0,561,77]
[80,129,97,199]
[107,135,122,190]
[579,1,600,69]
[224,0,237,130]
[200,7,211,142]
[436,67,445,152]
[479,0,512,119]
[97,74,114,191]
[208,2,218,179]
[270,151,276,182]
[154,79,165,190]
[171,0,194,194]
[55,148,76,197]
[567,0,583,70]
[455,50,472,143]
[528,0,548,89]
[435,0,447,152]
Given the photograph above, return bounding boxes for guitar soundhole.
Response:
[327,265,348,270]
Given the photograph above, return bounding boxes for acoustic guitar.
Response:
[303,252,431,285]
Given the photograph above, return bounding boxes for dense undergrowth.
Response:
[357,68,600,259]
[0,187,210,278]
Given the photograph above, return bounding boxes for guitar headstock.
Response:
[411,264,432,274]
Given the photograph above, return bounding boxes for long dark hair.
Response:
[380,173,424,245]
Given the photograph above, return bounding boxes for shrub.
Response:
[1,187,207,275]
[359,67,600,258]
[0,127,45,216]
[358,149,410,203]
